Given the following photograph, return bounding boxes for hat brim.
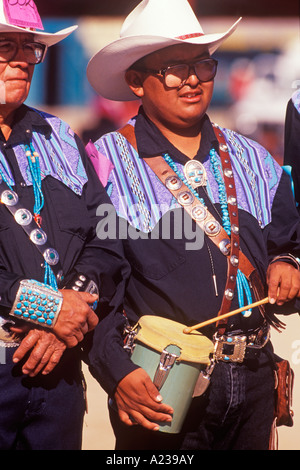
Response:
[87,18,241,101]
[0,23,78,47]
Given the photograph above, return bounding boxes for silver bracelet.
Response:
[10,279,63,328]
[269,253,300,271]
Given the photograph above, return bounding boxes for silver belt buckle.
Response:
[214,335,247,363]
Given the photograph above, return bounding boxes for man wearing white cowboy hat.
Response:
[87,0,300,450]
[0,0,129,450]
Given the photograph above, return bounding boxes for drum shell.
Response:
[131,340,205,434]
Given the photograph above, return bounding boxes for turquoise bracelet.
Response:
[10,279,63,328]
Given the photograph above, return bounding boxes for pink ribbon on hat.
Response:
[3,0,44,30]
[86,140,114,188]
[176,33,204,40]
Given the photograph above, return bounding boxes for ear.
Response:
[125,69,145,99]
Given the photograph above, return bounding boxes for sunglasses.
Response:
[138,58,218,88]
[0,40,47,65]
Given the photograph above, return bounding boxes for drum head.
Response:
[135,316,214,365]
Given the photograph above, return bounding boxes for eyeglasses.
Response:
[0,40,47,65]
[138,58,218,88]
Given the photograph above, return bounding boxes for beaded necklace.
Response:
[0,144,58,291]
[25,143,44,227]
[163,149,253,317]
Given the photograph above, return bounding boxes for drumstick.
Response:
[183,297,269,334]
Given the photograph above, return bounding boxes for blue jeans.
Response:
[0,347,85,450]
[110,350,275,450]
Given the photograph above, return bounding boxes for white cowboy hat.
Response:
[0,0,77,47]
[87,0,241,102]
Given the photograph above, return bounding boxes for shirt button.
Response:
[20,182,26,187]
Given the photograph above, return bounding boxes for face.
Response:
[126,43,214,135]
[0,32,35,114]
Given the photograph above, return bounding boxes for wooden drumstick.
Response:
[183,297,269,334]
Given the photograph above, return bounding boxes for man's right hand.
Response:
[53,289,99,347]
[114,368,174,431]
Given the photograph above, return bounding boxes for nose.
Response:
[184,65,200,86]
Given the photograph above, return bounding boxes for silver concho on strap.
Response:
[191,205,207,222]
[178,190,194,206]
[14,208,33,226]
[184,160,207,188]
[1,189,19,206]
[204,220,221,237]
[30,228,48,245]
[43,248,60,266]
[165,175,183,191]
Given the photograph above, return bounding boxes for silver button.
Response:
[228,196,237,206]
[224,168,233,178]
[225,289,234,300]
[230,255,239,267]
[231,224,239,234]
[219,239,231,255]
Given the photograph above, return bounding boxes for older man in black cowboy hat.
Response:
[0,0,129,450]
[87,0,300,451]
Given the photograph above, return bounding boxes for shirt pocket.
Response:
[46,177,91,241]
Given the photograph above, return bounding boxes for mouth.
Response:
[7,77,29,81]
[179,90,202,102]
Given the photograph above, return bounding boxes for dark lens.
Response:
[165,64,189,88]
[194,59,217,82]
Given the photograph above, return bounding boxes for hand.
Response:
[114,368,174,431]
[53,290,99,347]
[12,329,66,377]
[267,261,300,306]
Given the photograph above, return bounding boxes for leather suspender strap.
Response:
[211,126,241,331]
[118,124,284,331]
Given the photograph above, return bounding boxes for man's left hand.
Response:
[12,329,66,377]
[267,261,300,306]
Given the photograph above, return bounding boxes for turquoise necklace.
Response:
[163,149,253,317]
[0,144,58,291]
[25,143,44,227]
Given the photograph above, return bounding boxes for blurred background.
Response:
[30,0,299,451]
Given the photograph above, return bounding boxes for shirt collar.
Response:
[135,106,219,165]
[0,104,52,146]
